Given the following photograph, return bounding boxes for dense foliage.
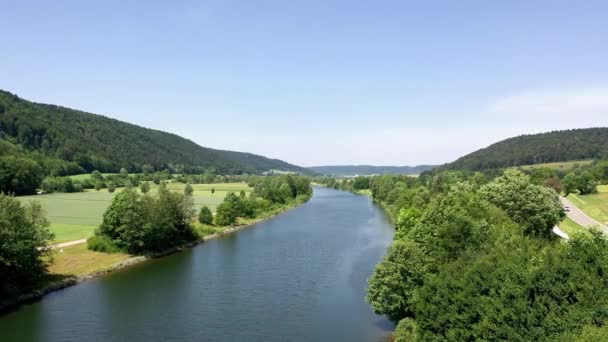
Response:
[215,175,312,226]
[0,90,305,183]
[89,188,197,254]
[198,206,213,225]
[0,194,54,300]
[307,164,436,176]
[443,128,608,171]
[347,169,608,341]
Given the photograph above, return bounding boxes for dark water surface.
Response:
[0,187,394,341]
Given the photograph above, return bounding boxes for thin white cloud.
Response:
[486,86,608,128]
[187,86,608,166]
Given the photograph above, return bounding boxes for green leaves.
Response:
[480,169,565,239]
[0,194,54,298]
[93,188,196,254]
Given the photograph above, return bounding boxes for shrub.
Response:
[87,235,120,253]
[198,206,213,224]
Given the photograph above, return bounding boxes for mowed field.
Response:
[519,159,594,171]
[17,182,252,243]
[568,184,608,225]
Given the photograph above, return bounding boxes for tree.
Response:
[107,182,116,193]
[94,182,103,191]
[142,164,154,175]
[91,170,103,181]
[239,190,246,198]
[93,188,195,254]
[394,318,418,342]
[0,156,44,195]
[124,179,133,190]
[184,183,193,196]
[140,181,150,194]
[367,239,430,322]
[563,172,579,196]
[563,171,598,196]
[595,160,608,183]
[215,200,237,226]
[543,176,563,194]
[214,192,254,226]
[394,208,421,240]
[120,167,129,178]
[0,195,54,298]
[353,176,370,190]
[211,187,215,195]
[480,169,565,239]
[198,206,213,225]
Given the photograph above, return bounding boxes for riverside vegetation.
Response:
[0,174,311,306]
[321,168,608,341]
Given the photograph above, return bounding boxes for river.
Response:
[0,187,395,341]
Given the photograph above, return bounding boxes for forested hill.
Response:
[443,128,608,171]
[308,164,436,176]
[0,90,304,174]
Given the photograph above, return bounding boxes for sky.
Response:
[1,0,608,167]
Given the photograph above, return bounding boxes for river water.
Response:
[0,187,395,341]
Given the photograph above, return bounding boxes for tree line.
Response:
[322,169,608,340]
[0,89,305,194]
[442,128,608,171]
[88,174,312,254]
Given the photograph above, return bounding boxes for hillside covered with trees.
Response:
[443,128,608,171]
[307,164,436,176]
[0,90,304,176]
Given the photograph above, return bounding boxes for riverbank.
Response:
[0,198,308,315]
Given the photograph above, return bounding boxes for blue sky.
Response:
[2,1,607,166]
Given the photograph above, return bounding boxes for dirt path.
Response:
[560,196,608,234]
[49,239,87,249]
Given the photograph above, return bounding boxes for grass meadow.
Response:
[519,160,594,171]
[567,184,608,225]
[18,182,252,243]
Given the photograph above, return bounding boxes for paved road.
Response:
[560,196,608,234]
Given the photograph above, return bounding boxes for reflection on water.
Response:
[0,187,394,342]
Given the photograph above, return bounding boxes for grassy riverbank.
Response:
[0,196,309,314]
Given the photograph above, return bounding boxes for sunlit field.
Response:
[519,160,594,171]
[568,184,608,225]
[17,182,252,243]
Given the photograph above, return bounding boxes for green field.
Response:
[519,159,594,171]
[68,173,115,181]
[559,217,589,237]
[568,185,608,225]
[18,182,252,243]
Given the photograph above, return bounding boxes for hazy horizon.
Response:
[2,1,607,166]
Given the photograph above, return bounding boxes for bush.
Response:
[394,318,418,342]
[185,183,193,196]
[198,206,213,224]
[87,235,120,253]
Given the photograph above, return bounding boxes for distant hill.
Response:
[0,90,304,174]
[307,165,436,176]
[443,128,608,171]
